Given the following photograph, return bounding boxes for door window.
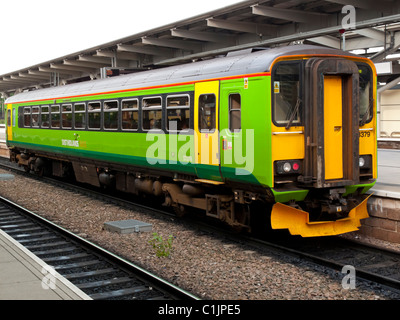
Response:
[229,94,241,132]
[198,94,216,132]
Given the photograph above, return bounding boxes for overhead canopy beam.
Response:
[51,63,94,74]
[63,59,107,69]
[354,28,386,43]
[171,28,236,45]
[324,0,394,10]
[252,4,328,23]
[207,18,277,36]
[96,49,140,61]
[29,69,63,78]
[307,36,340,49]
[307,34,384,51]
[370,31,400,62]
[117,44,174,57]
[2,77,32,84]
[78,55,111,64]
[39,66,83,77]
[20,71,49,79]
[141,37,203,51]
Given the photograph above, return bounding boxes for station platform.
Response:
[369,149,400,199]
[0,229,91,300]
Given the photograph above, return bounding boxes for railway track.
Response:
[0,195,198,300]
[277,236,400,291]
[235,232,400,294]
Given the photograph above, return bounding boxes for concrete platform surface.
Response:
[0,125,4,142]
[370,149,400,199]
[0,229,91,300]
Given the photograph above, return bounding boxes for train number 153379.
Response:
[359,131,371,138]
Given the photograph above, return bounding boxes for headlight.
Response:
[283,162,292,173]
[359,155,372,170]
[359,157,365,168]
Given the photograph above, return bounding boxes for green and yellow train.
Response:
[5,45,377,237]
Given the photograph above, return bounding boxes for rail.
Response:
[0,195,199,300]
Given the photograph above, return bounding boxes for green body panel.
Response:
[219,77,273,186]
[10,129,198,175]
[343,183,375,196]
[272,189,310,203]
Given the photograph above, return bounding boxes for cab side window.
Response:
[272,62,302,127]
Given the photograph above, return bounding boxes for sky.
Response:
[0,0,242,75]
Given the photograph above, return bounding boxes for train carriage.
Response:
[5,45,377,237]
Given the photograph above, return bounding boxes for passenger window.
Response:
[229,94,241,132]
[104,100,119,130]
[272,62,302,127]
[23,107,31,127]
[166,95,190,131]
[31,106,40,128]
[121,99,138,130]
[41,106,49,128]
[62,104,72,129]
[198,94,216,132]
[51,105,61,128]
[88,102,101,129]
[74,103,86,129]
[143,97,162,130]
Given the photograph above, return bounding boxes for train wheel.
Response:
[173,204,186,217]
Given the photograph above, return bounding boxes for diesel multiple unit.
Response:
[5,45,377,237]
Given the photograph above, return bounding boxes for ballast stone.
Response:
[104,219,152,234]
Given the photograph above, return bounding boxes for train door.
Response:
[324,76,343,180]
[194,81,222,181]
[6,104,12,141]
[304,58,360,188]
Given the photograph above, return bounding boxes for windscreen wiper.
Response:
[359,98,373,127]
[285,97,302,130]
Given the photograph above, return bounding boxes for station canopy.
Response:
[1,0,400,97]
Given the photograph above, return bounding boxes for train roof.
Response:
[6,45,358,104]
